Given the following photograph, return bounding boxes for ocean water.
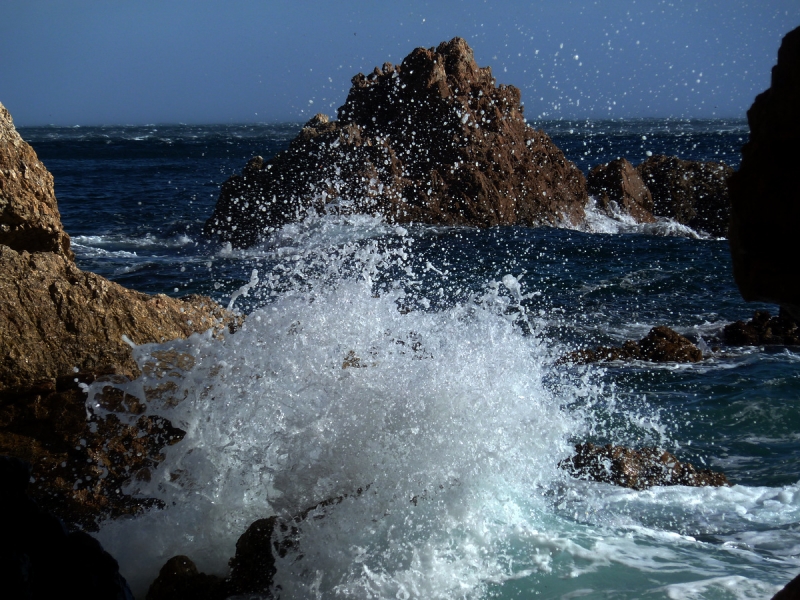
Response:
[20,119,800,599]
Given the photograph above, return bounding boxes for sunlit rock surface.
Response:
[204,37,589,247]
[635,154,733,237]
[0,101,240,529]
[729,26,800,319]
[0,102,74,259]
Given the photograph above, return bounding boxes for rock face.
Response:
[729,26,800,319]
[587,157,655,223]
[0,102,74,259]
[561,326,703,365]
[0,101,240,529]
[722,310,800,346]
[0,456,134,599]
[636,155,733,237]
[561,443,730,490]
[204,38,589,247]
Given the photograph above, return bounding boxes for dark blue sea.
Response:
[19,119,800,599]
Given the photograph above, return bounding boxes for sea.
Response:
[19,119,800,599]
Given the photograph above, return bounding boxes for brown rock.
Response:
[0,102,74,259]
[587,157,655,223]
[722,309,800,346]
[204,37,589,247]
[729,26,800,319]
[560,443,730,490]
[0,245,237,392]
[561,326,703,365]
[636,155,733,237]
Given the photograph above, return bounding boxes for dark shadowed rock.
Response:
[204,38,589,247]
[636,154,733,237]
[560,443,730,490]
[729,26,800,320]
[0,102,74,259]
[587,157,655,223]
[722,309,800,346]
[773,572,800,600]
[146,555,226,600]
[561,326,703,365]
[0,455,134,599]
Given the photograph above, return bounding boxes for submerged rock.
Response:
[561,326,703,365]
[204,37,589,247]
[729,26,800,320]
[587,157,655,223]
[635,155,733,237]
[560,443,730,490]
[722,310,800,346]
[0,102,73,259]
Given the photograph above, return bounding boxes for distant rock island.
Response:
[204,37,590,246]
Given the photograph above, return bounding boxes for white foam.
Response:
[576,198,708,239]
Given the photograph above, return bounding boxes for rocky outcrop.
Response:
[0,455,134,599]
[0,245,236,392]
[722,310,800,346]
[587,157,655,223]
[204,38,589,247]
[560,443,730,490]
[729,26,800,320]
[0,101,241,529]
[0,102,73,259]
[636,155,733,237]
[561,326,703,365]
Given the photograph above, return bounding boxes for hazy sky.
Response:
[2,0,798,126]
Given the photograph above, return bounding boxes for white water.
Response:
[88,214,797,599]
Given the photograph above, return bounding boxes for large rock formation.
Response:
[0,100,240,528]
[635,155,733,237]
[204,38,589,247]
[729,26,800,319]
[587,157,655,223]
[0,103,73,259]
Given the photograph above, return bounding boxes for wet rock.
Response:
[729,26,800,320]
[0,102,74,259]
[722,310,800,346]
[636,155,733,237]
[146,555,226,600]
[0,455,134,599]
[587,157,655,223]
[204,37,588,247]
[561,326,703,365]
[772,571,800,600]
[0,101,241,529]
[560,443,730,490]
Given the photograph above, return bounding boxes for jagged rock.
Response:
[0,101,242,529]
[204,37,589,247]
[0,245,238,392]
[0,102,74,259]
[636,155,733,237]
[729,26,800,320]
[587,157,655,223]
[0,455,134,599]
[560,443,730,490]
[561,326,703,365]
[722,310,800,346]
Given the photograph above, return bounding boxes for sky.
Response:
[1,0,798,126]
